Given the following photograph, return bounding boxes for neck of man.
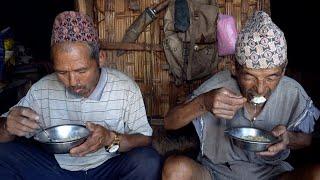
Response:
[84,67,101,98]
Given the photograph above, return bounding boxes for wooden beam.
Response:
[100,41,163,52]
[75,0,94,18]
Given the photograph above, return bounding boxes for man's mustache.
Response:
[69,84,85,89]
[247,89,272,99]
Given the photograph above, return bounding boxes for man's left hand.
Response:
[70,122,115,156]
[257,125,289,157]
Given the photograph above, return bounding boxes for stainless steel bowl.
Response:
[225,127,280,152]
[33,124,90,154]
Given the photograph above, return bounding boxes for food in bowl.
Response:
[241,135,270,142]
[45,135,82,143]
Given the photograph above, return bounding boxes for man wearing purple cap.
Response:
[162,11,320,179]
[0,11,161,179]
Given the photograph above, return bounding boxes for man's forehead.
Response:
[53,43,92,66]
[239,65,283,76]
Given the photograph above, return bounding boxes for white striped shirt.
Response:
[2,67,152,171]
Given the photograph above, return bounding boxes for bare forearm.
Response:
[118,133,151,152]
[0,117,16,142]
[287,131,312,149]
[164,95,207,130]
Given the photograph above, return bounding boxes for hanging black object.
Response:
[174,0,190,32]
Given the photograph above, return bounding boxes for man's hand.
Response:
[202,88,247,119]
[257,125,289,157]
[5,106,40,137]
[70,122,115,156]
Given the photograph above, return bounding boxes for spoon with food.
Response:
[249,96,267,125]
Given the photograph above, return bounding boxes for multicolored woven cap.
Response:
[235,11,287,69]
[51,11,98,46]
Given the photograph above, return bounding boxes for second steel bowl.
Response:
[225,127,280,152]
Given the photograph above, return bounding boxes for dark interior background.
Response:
[271,0,320,108]
[0,0,74,61]
[0,0,319,165]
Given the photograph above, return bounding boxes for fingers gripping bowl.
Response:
[34,124,90,154]
[225,127,280,152]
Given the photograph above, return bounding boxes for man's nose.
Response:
[68,73,78,86]
[256,80,265,95]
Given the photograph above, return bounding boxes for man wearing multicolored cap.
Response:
[0,11,162,179]
[162,11,320,179]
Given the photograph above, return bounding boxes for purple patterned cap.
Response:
[235,11,287,69]
[51,11,98,46]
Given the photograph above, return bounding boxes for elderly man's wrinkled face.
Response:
[52,42,100,98]
[236,65,285,104]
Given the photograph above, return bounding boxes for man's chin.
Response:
[68,88,86,97]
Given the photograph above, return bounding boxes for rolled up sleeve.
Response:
[291,102,320,133]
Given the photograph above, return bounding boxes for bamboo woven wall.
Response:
[75,0,270,120]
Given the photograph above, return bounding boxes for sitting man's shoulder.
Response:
[192,70,238,98]
[30,73,64,91]
[279,76,307,95]
[102,67,140,89]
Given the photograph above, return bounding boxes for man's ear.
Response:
[281,65,287,76]
[280,61,287,76]
[99,50,107,67]
[230,61,237,76]
[281,68,286,76]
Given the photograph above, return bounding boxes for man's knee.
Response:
[0,142,24,178]
[0,142,20,161]
[162,155,194,180]
[310,164,320,179]
[279,164,320,180]
[126,146,162,174]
